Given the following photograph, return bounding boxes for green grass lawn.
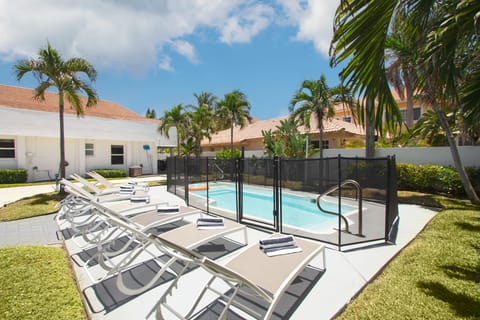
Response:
[338,202,480,319]
[0,246,85,320]
[0,193,65,222]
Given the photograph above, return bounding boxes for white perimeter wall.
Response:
[323,146,480,167]
[202,146,480,167]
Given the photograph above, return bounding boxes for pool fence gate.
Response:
[167,155,399,250]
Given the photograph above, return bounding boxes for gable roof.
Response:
[0,84,154,122]
[201,115,365,147]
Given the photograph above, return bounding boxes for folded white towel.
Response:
[259,235,294,247]
[196,217,224,229]
[120,189,135,194]
[197,217,224,224]
[130,196,150,203]
[260,240,296,250]
[263,245,302,257]
[157,206,180,213]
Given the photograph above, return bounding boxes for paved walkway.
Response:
[0,176,166,248]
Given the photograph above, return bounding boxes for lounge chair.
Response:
[87,170,149,191]
[71,173,149,197]
[61,178,150,204]
[72,199,247,294]
[150,233,326,319]
[59,180,199,249]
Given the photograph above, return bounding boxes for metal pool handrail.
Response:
[316,179,363,236]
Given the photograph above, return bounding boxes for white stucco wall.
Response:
[324,146,480,167]
[201,146,480,167]
[0,106,174,181]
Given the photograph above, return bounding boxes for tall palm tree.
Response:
[14,42,97,193]
[158,104,189,156]
[330,0,480,204]
[289,75,336,159]
[385,13,419,128]
[189,104,214,156]
[216,90,253,156]
[189,91,217,155]
[193,91,217,111]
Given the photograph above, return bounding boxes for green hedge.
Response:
[0,169,28,184]
[396,164,480,196]
[93,169,126,178]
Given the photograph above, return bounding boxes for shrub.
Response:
[465,166,480,195]
[216,148,241,160]
[93,169,126,178]
[396,163,468,196]
[0,169,28,184]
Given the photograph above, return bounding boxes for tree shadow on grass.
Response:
[454,220,480,232]
[441,264,480,283]
[417,281,480,318]
[28,193,65,205]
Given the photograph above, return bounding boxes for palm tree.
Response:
[289,75,337,159]
[194,91,217,111]
[158,104,189,156]
[14,42,97,193]
[189,104,214,156]
[188,91,217,156]
[385,13,419,128]
[330,0,480,204]
[216,90,253,156]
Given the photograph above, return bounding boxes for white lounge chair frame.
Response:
[151,234,326,320]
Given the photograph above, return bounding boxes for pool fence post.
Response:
[337,155,342,251]
[184,156,189,206]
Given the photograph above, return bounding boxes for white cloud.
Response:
[158,55,174,72]
[0,0,339,73]
[169,40,198,64]
[219,4,274,44]
[276,0,339,57]
[0,0,246,73]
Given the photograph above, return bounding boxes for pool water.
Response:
[192,184,355,232]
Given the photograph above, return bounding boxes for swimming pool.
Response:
[191,183,356,232]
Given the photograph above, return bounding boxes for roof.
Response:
[201,115,365,146]
[0,84,155,122]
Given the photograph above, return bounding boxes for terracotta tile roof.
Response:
[0,84,156,123]
[202,115,365,146]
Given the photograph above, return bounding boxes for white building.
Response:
[0,84,175,181]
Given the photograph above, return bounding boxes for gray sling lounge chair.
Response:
[150,233,326,320]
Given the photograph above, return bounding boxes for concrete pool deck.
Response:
[1,181,437,319]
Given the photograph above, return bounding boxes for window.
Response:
[342,116,352,123]
[322,140,329,149]
[0,139,15,158]
[413,107,422,121]
[311,140,329,149]
[85,143,94,156]
[111,145,124,165]
[401,106,422,122]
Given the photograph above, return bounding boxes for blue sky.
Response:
[0,0,341,120]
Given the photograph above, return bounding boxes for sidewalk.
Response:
[0,175,166,247]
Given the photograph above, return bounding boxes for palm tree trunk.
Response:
[318,129,324,159]
[230,125,234,156]
[405,79,414,127]
[365,98,376,158]
[432,101,480,204]
[177,137,181,156]
[59,93,66,194]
